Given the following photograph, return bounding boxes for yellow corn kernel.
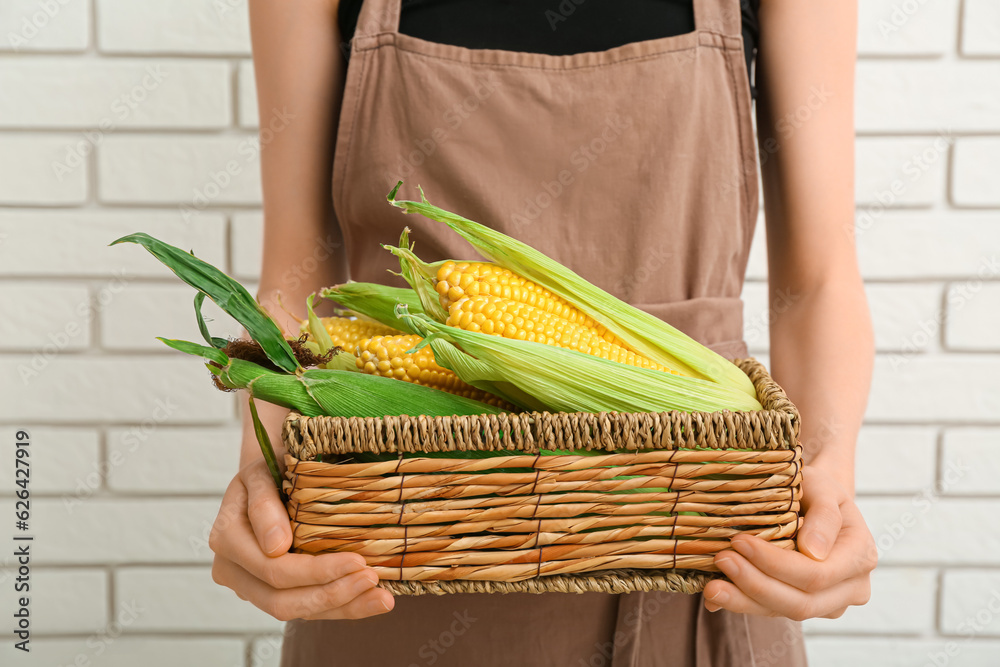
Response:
[299,316,401,351]
[447,296,679,375]
[435,261,620,343]
[353,334,514,408]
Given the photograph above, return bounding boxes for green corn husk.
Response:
[111,233,301,373]
[320,282,425,334]
[160,338,504,419]
[386,182,757,399]
[304,293,337,356]
[400,309,763,414]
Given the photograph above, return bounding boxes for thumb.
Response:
[798,470,843,561]
[241,458,293,557]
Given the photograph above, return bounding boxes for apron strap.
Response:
[354,0,401,40]
[694,0,742,38]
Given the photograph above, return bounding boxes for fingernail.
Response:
[366,596,393,615]
[707,589,729,606]
[732,539,753,558]
[334,558,366,579]
[805,533,829,559]
[716,555,739,577]
[363,570,379,585]
[263,527,285,555]
[350,572,378,596]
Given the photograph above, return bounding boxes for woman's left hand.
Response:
[703,464,877,620]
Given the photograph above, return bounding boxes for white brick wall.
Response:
[0,58,231,129]
[0,0,90,52]
[116,567,282,632]
[0,1,995,664]
[952,138,1000,206]
[0,568,108,633]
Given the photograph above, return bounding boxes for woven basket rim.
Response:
[281,358,800,460]
[377,569,721,596]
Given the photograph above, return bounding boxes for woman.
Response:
[209,0,877,664]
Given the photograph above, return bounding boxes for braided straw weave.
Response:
[281,358,802,596]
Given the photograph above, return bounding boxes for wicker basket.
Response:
[280,358,802,596]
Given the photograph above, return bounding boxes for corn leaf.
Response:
[384,228,450,322]
[400,311,763,414]
[305,293,335,356]
[248,395,284,493]
[320,281,425,334]
[160,337,505,418]
[194,292,228,349]
[158,337,230,365]
[111,233,300,373]
[386,182,757,398]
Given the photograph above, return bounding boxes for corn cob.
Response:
[300,313,514,409]
[446,295,679,375]
[354,334,512,408]
[434,261,617,342]
[298,315,401,349]
[387,184,759,399]
[430,258,677,373]
[402,309,764,414]
[160,338,504,419]
[390,233,681,376]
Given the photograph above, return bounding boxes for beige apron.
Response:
[281,0,807,664]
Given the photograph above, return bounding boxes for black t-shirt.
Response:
[338,0,760,96]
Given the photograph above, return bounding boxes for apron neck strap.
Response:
[694,0,742,37]
[354,0,401,39]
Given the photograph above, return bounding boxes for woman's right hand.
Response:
[209,456,396,621]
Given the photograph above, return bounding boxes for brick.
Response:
[0,134,87,204]
[857,62,1000,133]
[0,356,233,423]
[861,498,1000,564]
[953,139,1000,207]
[0,209,225,278]
[101,283,245,351]
[855,137,947,209]
[97,0,251,54]
[106,426,241,493]
[867,355,1000,422]
[232,211,263,279]
[963,0,1000,55]
[804,568,935,635]
[0,281,91,350]
[947,282,1000,350]
[0,58,230,129]
[30,498,219,564]
[855,426,937,494]
[250,636,284,667]
[98,135,262,205]
[941,429,1000,495]
[857,0,958,56]
[854,212,1000,279]
[866,283,943,353]
[941,570,1000,636]
[0,568,107,633]
[238,59,258,127]
[741,283,944,354]
[805,637,1000,667]
[0,0,89,52]
[0,426,100,494]
[117,567,283,632]
[0,638,245,666]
